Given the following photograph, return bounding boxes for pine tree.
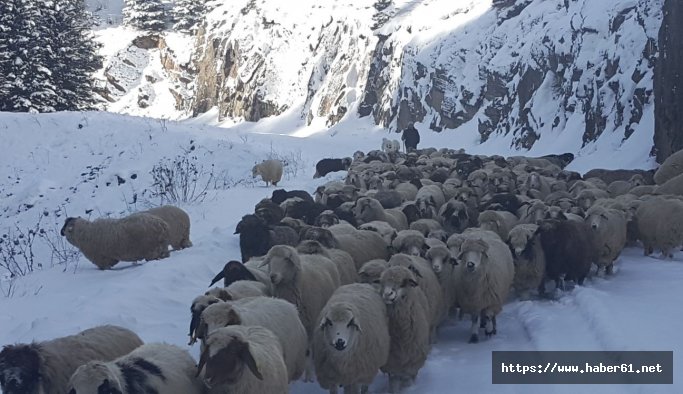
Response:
[0,0,59,113]
[50,0,103,111]
[0,0,103,112]
[123,0,166,32]
[173,0,206,34]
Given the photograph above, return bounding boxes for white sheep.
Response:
[636,197,683,258]
[394,182,419,201]
[523,172,552,199]
[252,159,284,187]
[382,138,401,154]
[313,283,391,394]
[424,243,459,313]
[358,258,389,289]
[391,229,426,256]
[206,280,269,301]
[353,197,409,230]
[477,210,518,241]
[259,245,340,337]
[507,224,545,299]
[144,205,192,250]
[0,325,143,394]
[517,200,547,224]
[67,343,204,394]
[387,253,446,341]
[359,220,398,245]
[329,225,390,269]
[585,206,627,274]
[197,296,307,382]
[409,218,443,236]
[297,239,358,284]
[576,188,610,211]
[415,184,446,219]
[654,149,683,185]
[655,172,683,195]
[60,213,171,270]
[607,174,645,197]
[446,228,502,258]
[379,266,431,393]
[455,237,514,343]
[198,325,288,394]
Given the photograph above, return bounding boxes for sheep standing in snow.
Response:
[379,266,431,393]
[637,197,683,258]
[455,238,514,343]
[507,224,545,299]
[313,283,390,394]
[144,205,192,250]
[252,159,284,186]
[67,343,204,394]
[60,213,171,270]
[585,206,627,274]
[197,326,288,394]
[0,325,143,394]
[234,214,299,262]
[196,296,308,382]
[259,245,341,337]
[382,138,401,154]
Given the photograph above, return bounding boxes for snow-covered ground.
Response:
[0,110,678,393]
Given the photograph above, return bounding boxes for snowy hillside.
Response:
[0,111,680,393]
[89,0,663,161]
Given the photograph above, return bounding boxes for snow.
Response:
[0,110,679,393]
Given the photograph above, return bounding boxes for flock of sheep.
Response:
[3,142,683,394]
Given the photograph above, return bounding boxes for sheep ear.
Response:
[258,258,270,268]
[449,257,459,266]
[600,213,608,220]
[319,317,332,330]
[240,343,263,380]
[401,278,418,287]
[348,318,362,332]
[407,265,423,278]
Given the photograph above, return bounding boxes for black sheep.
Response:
[271,189,314,204]
[536,219,596,293]
[283,199,327,225]
[455,156,484,178]
[209,260,258,287]
[254,198,284,225]
[299,227,339,249]
[234,214,299,262]
[401,202,421,224]
[429,167,451,183]
[314,157,352,178]
[333,204,357,227]
[480,193,523,214]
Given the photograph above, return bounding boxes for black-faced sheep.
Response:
[252,159,284,186]
[313,283,390,394]
[0,325,143,394]
[259,245,341,337]
[585,206,627,274]
[195,296,308,382]
[208,260,270,290]
[536,219,596,292]
[144,205,192,250]
[300,226,339,249]
[67,343,204,394]
[314,158,353,178]
[197,325,288,394]
[60,214,171,270]
[379,266,431,393]
[234,214,299,262]
[507,224,545,299]
[454,238,514,343]
[438,199,478,234]
[314,210,341,228]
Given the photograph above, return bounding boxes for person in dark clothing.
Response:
[401,123,420,152]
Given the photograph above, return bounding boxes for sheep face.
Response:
[428,230,449,243]
[527,173,542,191]
[457,239,489,274]
[0,345,42,394]
[199,304,241,341]
[353,151,365,161]
[60,217,79,244]
[68,362,123,394]
[441,202,469,233]
[353,198,379,224]
[300,227,337,249]
[508,230,534,259]
[198,335,262,389]
[587,212,608,231]
[417,196,438,219]
[315,211,339,228]
[426,246,454,274]
[263,247,299,285]
[479,219,500,234]
[379,266,418,305]
[189,295,222,344]
[319,305,361,352]
[251,165,261,178]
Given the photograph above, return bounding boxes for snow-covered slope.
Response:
[90,0,663,164]
[0,111,680,393]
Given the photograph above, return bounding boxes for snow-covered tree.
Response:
[123,0,166,32]
[0,0,58,113]
[173,0,207,34]
[0,0,102,112]
[50,0,103,111]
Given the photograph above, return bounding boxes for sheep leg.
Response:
[537,280,546,297]
[605,263,614,275]
[343,384,360,394]
[485,313,497,337]
[577,275,586,286]
[388,374,401,393]
[469,314,480,343]
[304,349,315,382]
[360,385,369,394]
[329,386,339,394]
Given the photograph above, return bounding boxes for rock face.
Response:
[654,0,683,163]
[98,0,666,154]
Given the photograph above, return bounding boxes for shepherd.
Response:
[401,123,420,153]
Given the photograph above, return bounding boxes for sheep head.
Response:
[380,266,418,305]
[508,226,538,259]
[261,245,300,285]
[234,215,267,235]
[67,362,123,394]
[198,303,242,342]
[189,295,222,345]
[0,344,42,394]
[358,260,387,290]
[210,260,258,287]
[426,245,456,274]
[457,239,490,274]
[319,303,362,352]
[197,330,262,387]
